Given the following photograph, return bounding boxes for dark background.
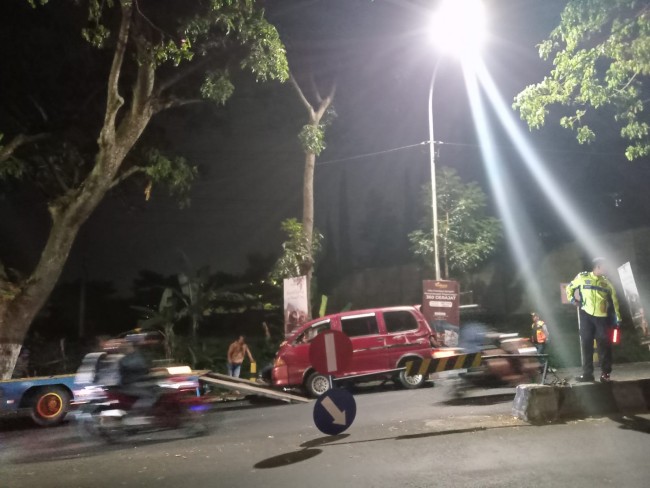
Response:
[2,0,650,323]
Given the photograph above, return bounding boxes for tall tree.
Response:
[0,0,287,378]
[514,0,650,160]
[289,73,336,317]
[408,167,501,279]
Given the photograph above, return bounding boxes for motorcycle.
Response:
[446,325,543,397]
[73,353,210,442]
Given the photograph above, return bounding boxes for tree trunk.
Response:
[0,2,157,378]
[302,149,316,318]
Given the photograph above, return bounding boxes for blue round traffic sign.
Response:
[313,388,356,435]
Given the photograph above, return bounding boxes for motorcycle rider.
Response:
[98,335,159,421]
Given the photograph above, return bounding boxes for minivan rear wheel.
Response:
[305,371,331,397]
[397,359,426,389]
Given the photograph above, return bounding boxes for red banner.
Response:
[422,280,460,327]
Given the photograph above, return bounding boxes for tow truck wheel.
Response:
[30,387,71,426]
[305,371,331,397]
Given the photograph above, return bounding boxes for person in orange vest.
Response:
[530,312,549,356]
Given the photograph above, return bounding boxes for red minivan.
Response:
[271,306,437,397]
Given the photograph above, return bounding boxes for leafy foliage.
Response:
[513,0,650,160]
[298,124,326,155]
[270,218,323,283]
[408,167,501,277]
[141,149,197,208]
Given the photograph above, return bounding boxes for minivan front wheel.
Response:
[305,371,331,397]
[397,360,426,389]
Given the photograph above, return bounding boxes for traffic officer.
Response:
[565,257,621,383]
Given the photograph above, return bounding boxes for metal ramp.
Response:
[198,371,311,404]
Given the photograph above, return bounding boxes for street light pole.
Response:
[428,62,441,281]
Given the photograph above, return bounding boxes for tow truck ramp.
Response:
[198,371,311,404]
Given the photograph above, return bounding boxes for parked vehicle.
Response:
[271,306,438,397]
[0,374,76,426]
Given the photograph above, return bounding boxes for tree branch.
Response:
[315,81,336,120]
[43,156,70,193]
[290,73,315,119]
[0,133,48,163]
[155,98,206,112]
[99,1,133,148]
[309,73,322,105]
[110,165,147,189]
[158,56,215,94]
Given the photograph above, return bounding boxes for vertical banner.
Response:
[617,262,650,348]
[283,276,309,337]
[560,283,571,304]
[422,280,460,346]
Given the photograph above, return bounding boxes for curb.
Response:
[512,379,650,423]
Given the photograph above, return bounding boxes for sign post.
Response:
[309,330,355,435]
[562,282,585,366]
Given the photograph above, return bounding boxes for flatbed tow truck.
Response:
[1,371,309,427]
[0,374,77,426]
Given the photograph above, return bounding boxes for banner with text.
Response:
[617,262,650,348]
[422,280,460,328]
[283,276,309,337]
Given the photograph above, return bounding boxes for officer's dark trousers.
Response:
[579,309,612,376]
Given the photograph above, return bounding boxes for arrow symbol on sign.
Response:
[321,396,346,425]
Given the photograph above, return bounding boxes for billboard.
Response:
[617,262,650,348]
[283,276,309,337]
[422,280,460,327]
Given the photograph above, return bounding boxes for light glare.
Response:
[430,0,486,60]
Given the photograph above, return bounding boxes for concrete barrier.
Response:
[512,379,650,424]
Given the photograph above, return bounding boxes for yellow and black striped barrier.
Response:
[405,353,482,377]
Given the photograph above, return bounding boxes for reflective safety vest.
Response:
[532,320,547,344]
[566,271,621,321]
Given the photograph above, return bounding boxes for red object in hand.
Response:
[612,327,620,344]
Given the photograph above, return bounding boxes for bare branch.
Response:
[155,98,206,113]
[315,81,336,120]
[99,2,133,148]
[110,165,147,189]
[43,156,70,193]
[0,133,48,163]
[290,73,316,119]
[133,0,169,40]
[158,56,215,94]
[309,73,322,104]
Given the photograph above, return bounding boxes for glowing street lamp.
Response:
[428,0,486,280]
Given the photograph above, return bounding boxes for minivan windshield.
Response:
[294,320,330,344]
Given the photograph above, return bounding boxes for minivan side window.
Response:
[384,310,418,333]
[294,320,330,344]
[341,314,379,337]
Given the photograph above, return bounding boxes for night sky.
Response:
[2,0,650,294]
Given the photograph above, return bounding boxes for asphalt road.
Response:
[2,375,650,488]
